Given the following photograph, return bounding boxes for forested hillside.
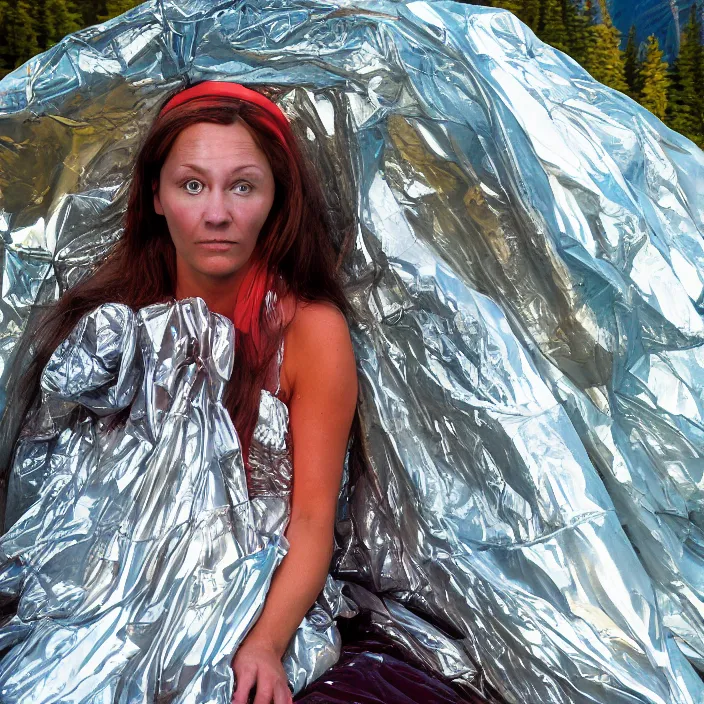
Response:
[491,0,704,148]
[609,0,703,63]
[0,0,141,77]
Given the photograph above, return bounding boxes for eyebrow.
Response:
[176,163,263,176]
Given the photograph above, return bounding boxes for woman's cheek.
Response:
[171,202,201,238]
[244,196,275,235]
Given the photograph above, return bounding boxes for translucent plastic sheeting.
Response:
[1,1,704,702]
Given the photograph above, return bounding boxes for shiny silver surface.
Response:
[0,299,287,701]
[1,0,704,701]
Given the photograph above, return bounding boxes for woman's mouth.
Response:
[197,241,237,251]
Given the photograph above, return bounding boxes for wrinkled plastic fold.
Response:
[1,1,704,702]
[0,300,286,701]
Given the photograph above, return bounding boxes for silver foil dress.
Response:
[0,297,345,701]
[2,0,704,702]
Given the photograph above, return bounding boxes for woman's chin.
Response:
[194,260,246,280]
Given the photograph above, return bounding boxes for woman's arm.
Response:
[232,301,358,704]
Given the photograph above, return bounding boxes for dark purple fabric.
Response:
[293,640,484,704]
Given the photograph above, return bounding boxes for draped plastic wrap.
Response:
[0,299,287,701]
[1,1,704,702]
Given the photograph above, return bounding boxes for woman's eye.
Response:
[181,180,250,195]
[184,179,203,194]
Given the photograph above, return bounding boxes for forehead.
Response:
[166,121,268,165]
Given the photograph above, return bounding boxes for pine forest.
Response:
[0,0,142,76]
[0,0,702,149]
[490,0,704,148]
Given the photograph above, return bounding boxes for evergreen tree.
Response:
[582,0,629,93]
[638,34,670,119]
[623,24,640,98]
[520,0,541,31]
[0,1,7,74]
[491,0,540,32]
[37,0,82,50]
[98,0,142,22]
[540,0,570,53]
[563,0,591,67]
[74,0,101,26]
[491,0,523,16]
[667,4,704,147]
[0,0,40,70]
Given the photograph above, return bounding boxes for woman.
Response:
[152,83,359,704]
[1,80,358,704]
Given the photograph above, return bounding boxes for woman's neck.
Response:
[175,261,253,322]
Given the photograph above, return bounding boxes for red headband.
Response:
[159,80,291,146]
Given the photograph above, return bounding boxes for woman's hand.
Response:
[231,637,293,704]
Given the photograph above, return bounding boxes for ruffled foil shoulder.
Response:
[0,298,286,703]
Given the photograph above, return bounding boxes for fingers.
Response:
[252,682,274,704]
[251,679,291,704]
[273,681,293,704]
[232,664,257,704]
[232,656,291,704]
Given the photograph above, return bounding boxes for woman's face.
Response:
[154,120,276,289]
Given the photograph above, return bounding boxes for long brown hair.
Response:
[0,89,367,526]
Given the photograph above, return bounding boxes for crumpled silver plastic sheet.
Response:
[0,294,347,701]
[1,0,704,702]
[0,299,288,701]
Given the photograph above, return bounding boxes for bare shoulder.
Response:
[279,296,351,348]
[291,299,349,335]
[279,298,356,403]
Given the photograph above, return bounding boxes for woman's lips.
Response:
[196,241,237,252]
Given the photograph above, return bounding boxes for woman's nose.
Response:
[203,189,232,226]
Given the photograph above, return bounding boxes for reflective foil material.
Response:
[0,299,287,701]
[1,1,704,702]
